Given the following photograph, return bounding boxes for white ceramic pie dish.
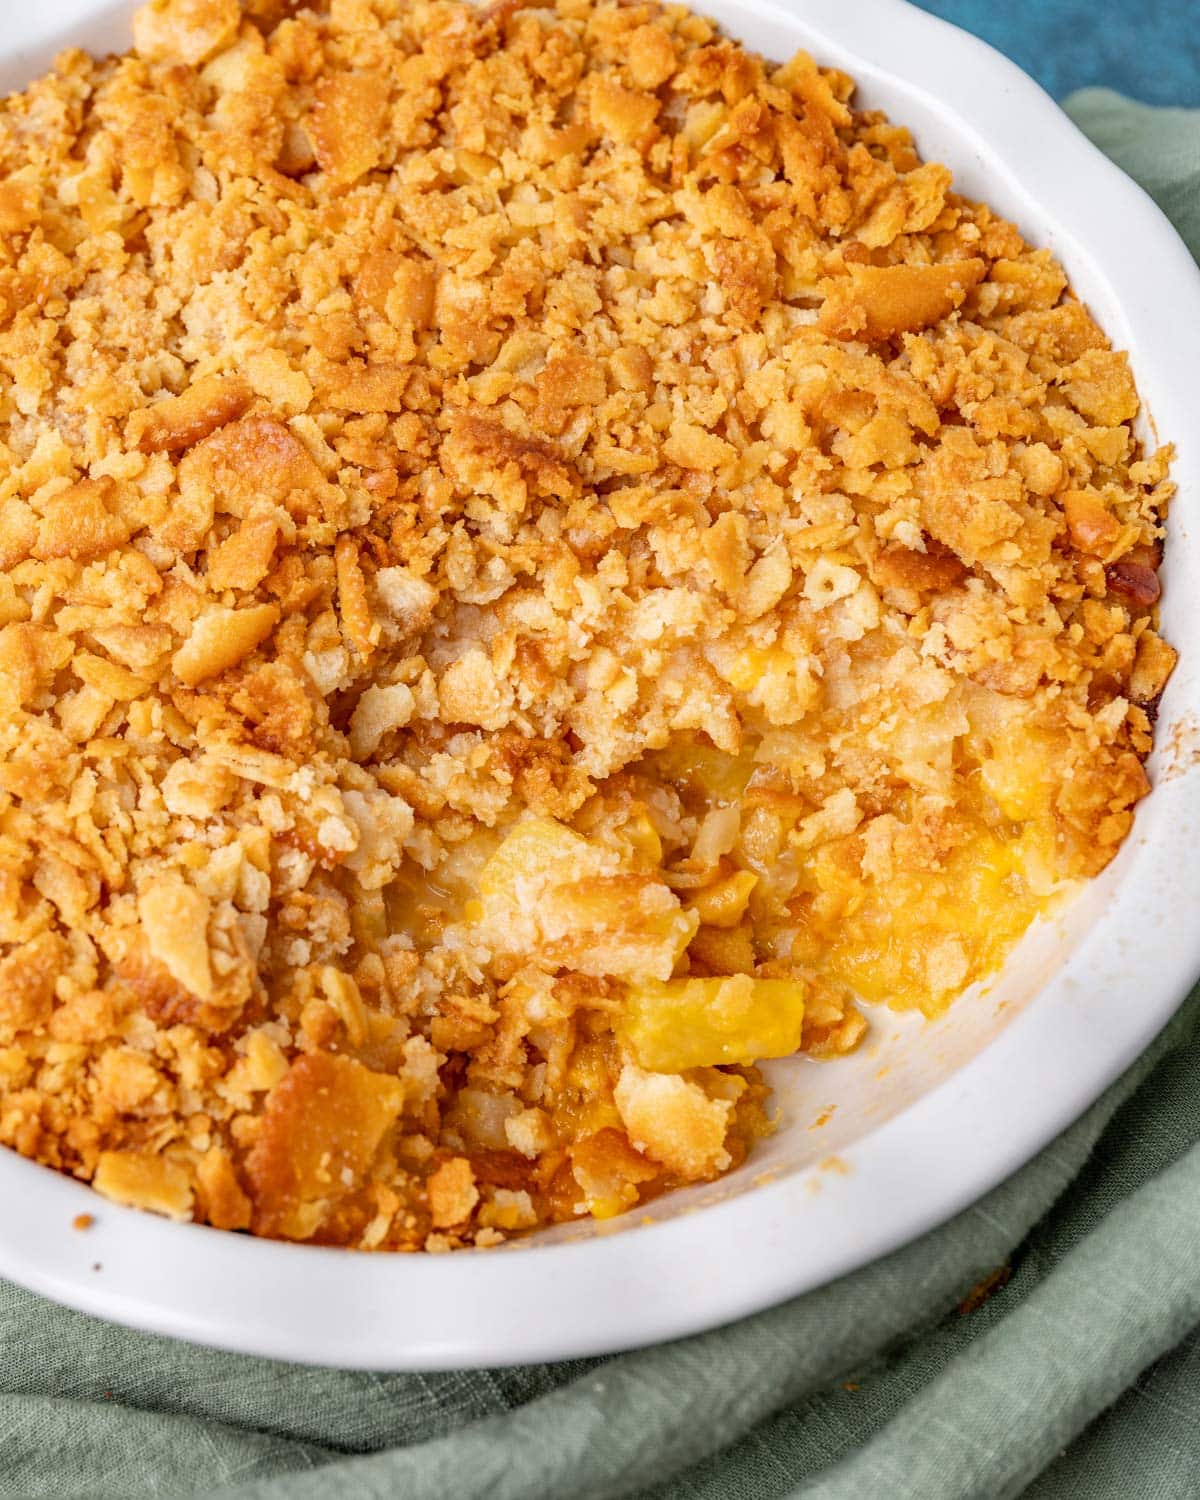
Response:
[1,0,1198,1371]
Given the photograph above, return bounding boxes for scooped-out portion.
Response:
[0,0,1174,1249]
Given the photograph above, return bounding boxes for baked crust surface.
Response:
[0,0,1174,1247]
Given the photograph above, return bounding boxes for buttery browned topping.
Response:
[0,0,1174,1248]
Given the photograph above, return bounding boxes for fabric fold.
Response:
[793,1142,1200,1500]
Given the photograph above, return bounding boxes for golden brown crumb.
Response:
[0,0,1173,1249]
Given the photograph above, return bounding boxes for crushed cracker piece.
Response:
[128,375,253,454]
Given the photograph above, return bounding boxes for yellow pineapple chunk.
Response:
[979,733,1056,822]
[686,869,758,928]
[795,821,1053,1015]
[473,816,696,981]
[604,807,663,871]
[477,815,593,904]
[650,740,757,801]
[619,973,807,1071]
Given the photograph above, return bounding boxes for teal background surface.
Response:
[914,0,1199,105]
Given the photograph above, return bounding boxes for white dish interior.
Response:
[1,0,1198,1369]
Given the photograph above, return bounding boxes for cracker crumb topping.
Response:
[0,0,1173,1248]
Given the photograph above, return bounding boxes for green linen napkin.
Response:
[2,91,1199,1500]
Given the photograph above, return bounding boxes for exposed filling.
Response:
[0,0,1174,1248]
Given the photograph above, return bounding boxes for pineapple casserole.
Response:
[0,0,1176,1249]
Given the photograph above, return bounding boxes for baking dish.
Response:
[1,0,1198,1369]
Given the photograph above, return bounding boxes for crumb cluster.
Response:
[0,0,1174,1247]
